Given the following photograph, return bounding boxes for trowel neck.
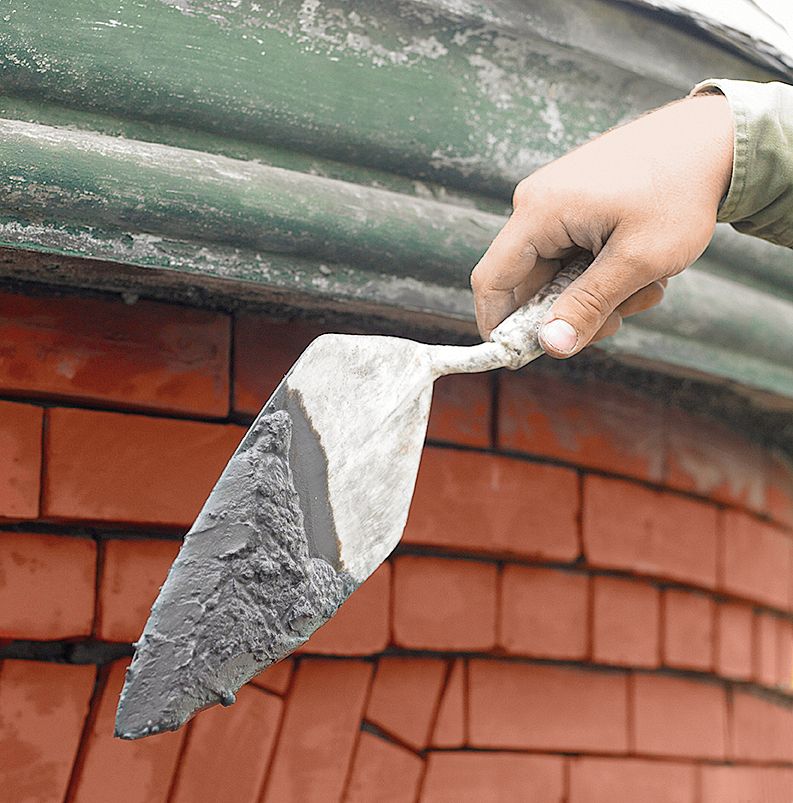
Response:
[426,340,541,378]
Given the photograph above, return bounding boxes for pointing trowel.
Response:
[114,255,588,739]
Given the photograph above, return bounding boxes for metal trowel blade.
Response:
[114,334,438,739]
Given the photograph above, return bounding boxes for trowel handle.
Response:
[488,253,591,370]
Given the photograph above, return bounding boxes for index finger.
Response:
[470,209,571,338]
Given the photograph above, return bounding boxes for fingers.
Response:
[471,209,571,339]
[539,240,661,358]
[616,280,665,317]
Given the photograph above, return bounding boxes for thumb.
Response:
[539,242,646,358]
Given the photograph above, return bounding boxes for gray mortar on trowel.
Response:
[114,409,354,739]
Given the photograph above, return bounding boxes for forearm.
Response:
[692,79,793,249]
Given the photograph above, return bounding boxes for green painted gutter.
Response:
[0,0,791,405]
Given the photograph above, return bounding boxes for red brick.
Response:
[0,532,96,639]
[499,372,665,481]
[422,752,564,803]
[427,373,491,447]
[345,732,424,803]
[365,657,446,751]
[632,675,726,760]
[468,660,628,753]
[431,659,465,749]
[96,538,180,642]
[262,659,372,803]
[721,511,792,610]
[592,576,660,668]
[583,476,718,588]
[715,602,754,681]
[767,451,793,529]
[665,409,767,512]
[731,690,793,763]
[755,611,779,687]
[71,659,186,803]
[44,408,244,527]
[777,619,793,690]
[300,562,390,655]
[0,400,42,520]
[0,659,94,802]
[499,566,588,659]
[0,291,230,416]
[404,448,579,561]
[569,757,696,803]
[392,556,497,651]
[233,315,326,415]
[701,765,793,803]
[170,685,282,803]
[250,658,294,696]
[662,589,714,672]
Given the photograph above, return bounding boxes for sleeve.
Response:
[690,78,793,249]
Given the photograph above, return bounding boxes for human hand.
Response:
[470,93,734,357]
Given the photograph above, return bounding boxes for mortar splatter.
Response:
[114,409,354,739]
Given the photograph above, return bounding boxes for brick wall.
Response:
[1,285,793,802]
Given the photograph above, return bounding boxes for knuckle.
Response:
[570,283,613,322]
[512,176,554,211]
[470,266,485,292]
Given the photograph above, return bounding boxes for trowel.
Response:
[114,255,588,739]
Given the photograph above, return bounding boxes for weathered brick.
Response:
[250,658,294,696]
[499,372,665,482]
[583,476,718,588]
[468,660,628,753]
[233,315,326,416]
[0,400,42,520]
[44,408,244,527]
[427,373,492,447]
[0,660,94,803]
[345,732,424,803]
[262,659,372,803]
[662,589,714,672]
[96,538,180,643]
[730,690,793,763]
[170,686,282,803]
[71,659,186,803]
[720,511,792,611]
[755,611,779,687]
[665,409,767,513]
[715,602,754,681]
[300,562,390,655]
[701,765,793,803]
[0,532,96,639]
[0,290,230,416]
[777,618,793,690]
[592,576,659,668]
[632,675,727,760]
[422,752,564,803]
[499,566,588,659]
[569,757,696,803]
[365,657,446,751]
[392,556,497,651]
[431,659,465,749]
[404,448,579,561]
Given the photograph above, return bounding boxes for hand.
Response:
[470,93,734,357]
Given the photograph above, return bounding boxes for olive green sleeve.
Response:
[691,79,793,249]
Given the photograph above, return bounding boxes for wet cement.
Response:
[114,409,355,739]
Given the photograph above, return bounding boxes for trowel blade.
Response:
[115,334,436,739]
